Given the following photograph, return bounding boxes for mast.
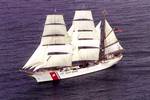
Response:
[23,15,72,71]
[101,11,124,58]
[70,10,100,63]
[99,10,107,60]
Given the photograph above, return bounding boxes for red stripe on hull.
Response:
[49,72,59,80]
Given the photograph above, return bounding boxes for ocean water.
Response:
[0,0,150,100]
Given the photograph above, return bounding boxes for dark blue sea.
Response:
[0,0,150,100]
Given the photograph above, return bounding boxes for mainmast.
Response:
[70,10,100,63]
[100,10,124,59]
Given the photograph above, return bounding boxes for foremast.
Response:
[23,15,72,71]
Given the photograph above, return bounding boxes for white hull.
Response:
[31,55,123,82]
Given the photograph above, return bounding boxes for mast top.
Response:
[102,10,108,19]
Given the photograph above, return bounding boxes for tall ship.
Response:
[22,10,124,82]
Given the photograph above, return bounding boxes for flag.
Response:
[114,27,123,33]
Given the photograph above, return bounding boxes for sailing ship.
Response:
[22,10,124,82]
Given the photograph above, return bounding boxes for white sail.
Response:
[78,31,99,40]
[96,21,101,46]
[41,36,66,45]
[47,45,72,53]
[73,21,95,31]
[38,15,72,70]
[45,15,65,25]
[46,44,72,68]
[46,53,72,67]
[26,45,72,70]
[23,45,48,69]
[72,49,80,62]
[71,31,80,62]
[78,40,100,48]
[74,10,93,20]
[33,45,72,71]
[42,25,66,36]
[69,10,100,61]
[104,19,123,55]
[105,42,123,55]
[33,54,72,71]
[96,21,101,36]
[78,48,99,61]
[41,15,67,45]
[23,15,72,70]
